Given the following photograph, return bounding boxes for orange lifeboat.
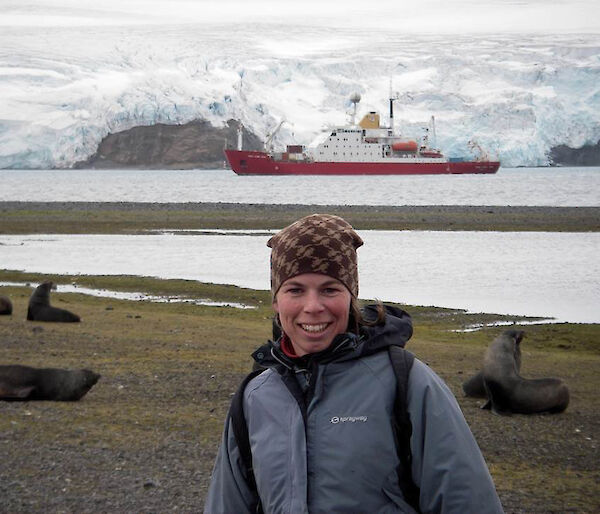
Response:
[392,140,418,152]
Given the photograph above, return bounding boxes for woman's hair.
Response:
[348,297,386,334]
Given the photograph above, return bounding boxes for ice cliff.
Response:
[0,24,599,169]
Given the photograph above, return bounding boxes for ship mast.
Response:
[237,122,243,151]
[349,93,361,126]
[389,78,394,134]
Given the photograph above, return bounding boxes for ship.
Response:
[225,94,499,175]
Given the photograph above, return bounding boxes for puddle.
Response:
[0,281,256,310]
[146,228,276,237]
[452,318,560,332]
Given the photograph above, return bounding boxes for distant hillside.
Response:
[74,119,600,170]
[550,140,600,167]
[74,120,263,170]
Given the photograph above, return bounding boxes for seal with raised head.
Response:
[463,338,524,398]
[27,281,80,322]
[482,329,569,415]
[0,295,12,315]
[0,365,100,401]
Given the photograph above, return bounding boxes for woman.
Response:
[205,214,504,513]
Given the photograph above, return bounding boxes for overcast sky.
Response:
[1,0,599,33]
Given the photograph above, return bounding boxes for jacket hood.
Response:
[252,304,413,370]
[358,304,413,356]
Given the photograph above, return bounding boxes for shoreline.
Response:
[2,201,599,233]
[0,271,562,326]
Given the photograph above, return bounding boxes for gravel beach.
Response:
[1,201,599,233]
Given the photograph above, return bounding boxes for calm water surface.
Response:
[1,230,598,323]
[2,167,599,206]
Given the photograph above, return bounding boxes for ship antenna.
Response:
[349,93,361,125]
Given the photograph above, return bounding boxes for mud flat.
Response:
[1,202,599,234]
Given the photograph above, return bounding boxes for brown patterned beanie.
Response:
[267,214,363,297]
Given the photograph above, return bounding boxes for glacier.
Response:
[0,22,599,169]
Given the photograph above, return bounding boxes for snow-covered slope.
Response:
[1,23,599,168]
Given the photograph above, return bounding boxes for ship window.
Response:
[240,159,247,167]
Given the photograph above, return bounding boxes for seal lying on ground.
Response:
[0,365,100,401]
[0,295,12,315]
[482,329,569,415]
[27,281,80,322]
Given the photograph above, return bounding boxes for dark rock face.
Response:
[75,119,263,170]
[550,140,600,166]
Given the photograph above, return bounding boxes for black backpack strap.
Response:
[388,345,421,512]
[229,369,265,513]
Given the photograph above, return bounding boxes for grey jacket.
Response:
[205,307,504,513]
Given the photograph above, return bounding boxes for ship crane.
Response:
[264,120,286,152]
[468,140,490,161]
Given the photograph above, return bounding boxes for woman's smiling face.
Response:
[273,273,352,357]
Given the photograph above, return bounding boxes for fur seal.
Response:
[0,295,12,315]
[0,365,100,401]
[482,329,569,415]
[27,281,80,322]
[463,338,524,398]
[462,371,486,398]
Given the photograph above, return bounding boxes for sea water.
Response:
[1,167,599,206]
[1,230,598,323]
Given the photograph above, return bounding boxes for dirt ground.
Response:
[0,275,598,514]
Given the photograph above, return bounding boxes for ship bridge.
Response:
[311,127,385,162]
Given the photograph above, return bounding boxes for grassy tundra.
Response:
[1,203,599,512]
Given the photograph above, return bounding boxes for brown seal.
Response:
[0,295,12,315]
[463,338,523,398]
[0,365,100,401]
[482,329,569,415]
[27,281,80,322]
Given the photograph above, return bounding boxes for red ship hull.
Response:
[225,150,499,175]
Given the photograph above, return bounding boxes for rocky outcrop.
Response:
[549,140,600,166]
[74,119,263,170]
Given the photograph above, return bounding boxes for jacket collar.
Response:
[252,331,362,373]
[252,304,413,371]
